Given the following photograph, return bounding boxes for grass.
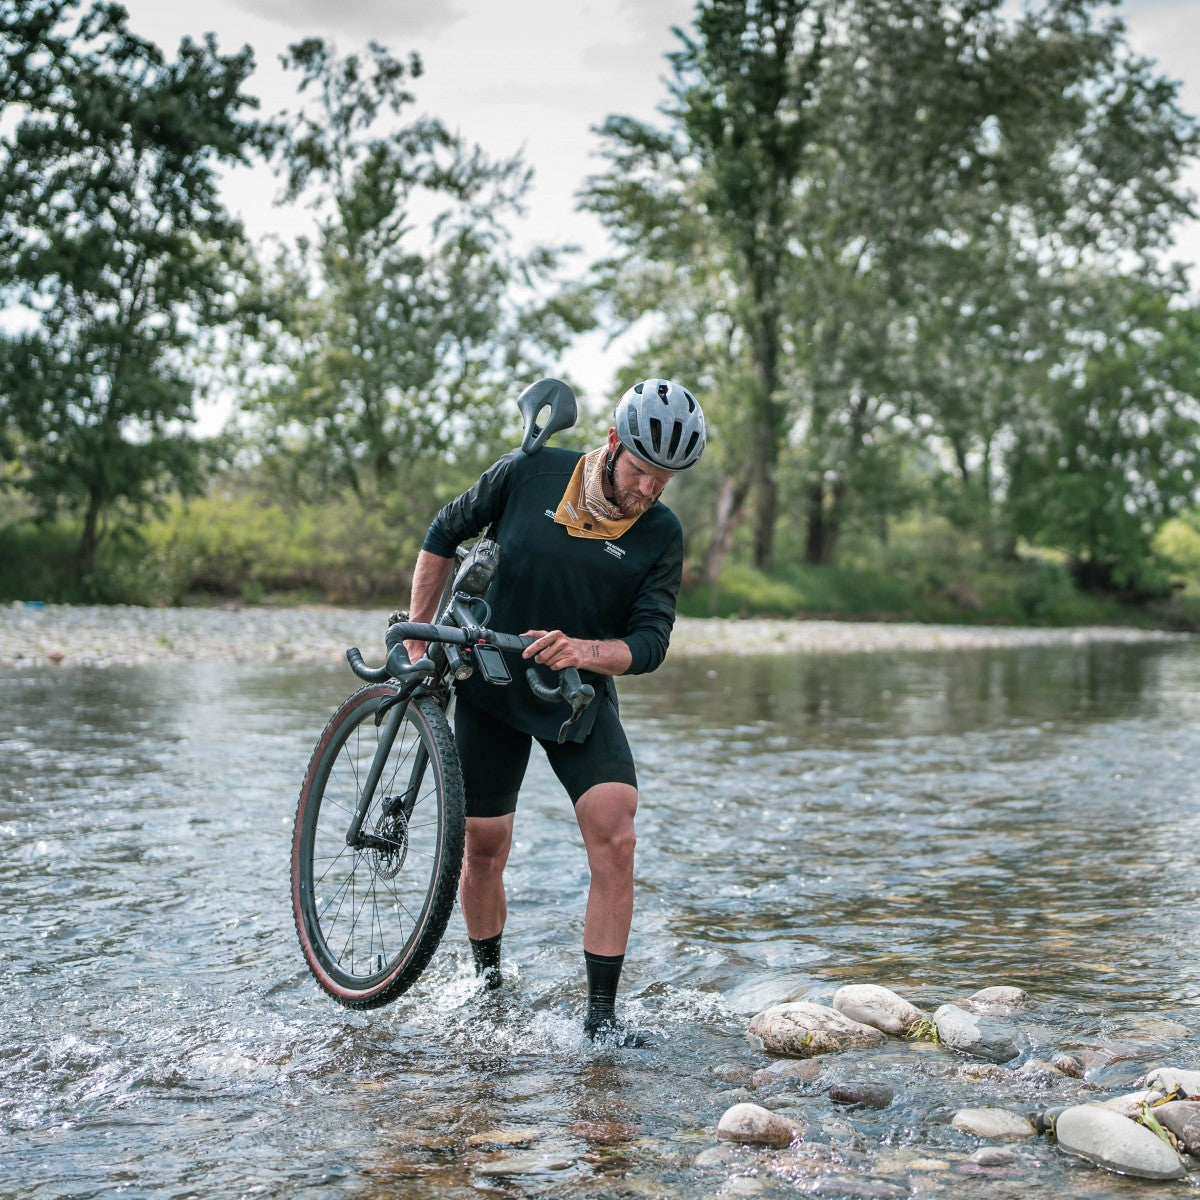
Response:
[5,501,1200,631]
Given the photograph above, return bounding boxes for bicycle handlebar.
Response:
[346,618,595,743]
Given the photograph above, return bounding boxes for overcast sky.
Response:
[117,0,1200,409]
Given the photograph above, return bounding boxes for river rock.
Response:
[1155,1100,1200,1157]
[749,1003,886,1059]
[1031,1106,1067,1135]
[951,1107,1036,1139]
[933,1003,1019,1063]
[1098,1089,1165,1118]
[828,1081,895,1109]
[970,1146,1019,1166]
[1052,1053,1084,1078]
[964,986,1027,1012]
[831,985,925,1037]
[1054,1104,1187,1180]
[1142,1066,1200,1099]
[751,1058,825,1089]
[1016,1058,1067,1081]
[716,1102,803,1148]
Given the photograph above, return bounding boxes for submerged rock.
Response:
[1155,1100,1200,1157]
[828,1081,895,1109]
[716,1102,802,1148]
[751,1057,825,1090]
[749,1003,886,1059]
[1051,1052,1084,1078]
[933,1003,1019,1063]
[964,986,1027,1012]
[1016,1058,1070,1081]
[951,1107,1037,1140]
[1142,1066,1200,1099]
[1054,1104,1187,1181]
[832,985,926,1037]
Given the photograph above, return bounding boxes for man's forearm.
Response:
[405,549,454,659]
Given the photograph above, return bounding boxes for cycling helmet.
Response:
[614,378,706,471]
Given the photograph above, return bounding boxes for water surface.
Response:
[2,639,1198,1197]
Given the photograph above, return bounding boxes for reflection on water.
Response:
[1,640,1198,1197]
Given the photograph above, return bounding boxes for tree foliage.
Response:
[1007,276,1200,591]
[247,38,592,510]
[583,0,1200,585]
[0,0,267,576]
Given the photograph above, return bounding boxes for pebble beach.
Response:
[0,601,1190,670]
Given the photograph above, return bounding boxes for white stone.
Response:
[748,1002,885,1059]
[1054,1104,1186,1181]
[951,1107,1037,1139]
[832,984,926,1036]
[933,1003,1019,1063]
[1098,1090,1166,1118]
[1142,1066,1200,1099]
[716,1103,802,1148]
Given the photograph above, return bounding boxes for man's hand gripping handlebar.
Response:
[346,620,595,744]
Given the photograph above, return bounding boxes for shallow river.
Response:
[2,639,1199,1198]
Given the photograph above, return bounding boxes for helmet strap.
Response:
[605,446,621,494]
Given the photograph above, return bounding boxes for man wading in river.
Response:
[402,379,706,1044]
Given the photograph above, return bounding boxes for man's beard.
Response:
[613,484,657,518]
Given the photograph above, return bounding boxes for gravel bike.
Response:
[290,381,591,1009]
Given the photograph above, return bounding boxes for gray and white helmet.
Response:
[614,378,706,471]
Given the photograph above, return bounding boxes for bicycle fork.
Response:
[344,695,425,850]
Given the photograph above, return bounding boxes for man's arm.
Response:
[520,629,633,677]
[404,549,455,663]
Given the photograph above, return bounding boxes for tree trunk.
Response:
[804,475,845,565]
[78,495,102,579]
[752,473,778,569]
[703,473,751,587]
[749,403,781,569]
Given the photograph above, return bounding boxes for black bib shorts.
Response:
[453,692,637,819]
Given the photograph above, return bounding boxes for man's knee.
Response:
[577,784,638,867]
[465,816,513,874]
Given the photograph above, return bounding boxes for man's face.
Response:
[608,430,674,517]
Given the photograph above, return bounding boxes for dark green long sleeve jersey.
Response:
[422,447,684,742]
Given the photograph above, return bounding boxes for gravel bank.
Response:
[0,602,1190,670]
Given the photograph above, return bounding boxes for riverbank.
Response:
[1,602,1191,670]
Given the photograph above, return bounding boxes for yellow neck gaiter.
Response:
[554,447,643,540]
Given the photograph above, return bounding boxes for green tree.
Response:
[250,39,591,506]
[584,0,1198,578]
[584,0,824,572]
[0,0,267,577]
[1007,276,1200,593]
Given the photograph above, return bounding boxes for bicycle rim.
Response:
[292,686,465,1008]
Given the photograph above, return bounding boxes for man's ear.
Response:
[606,427,621,452]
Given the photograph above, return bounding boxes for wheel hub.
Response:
[371,796,410,879]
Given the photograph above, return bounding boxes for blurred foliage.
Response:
[0,0,269,576]
[3,1,1200,626]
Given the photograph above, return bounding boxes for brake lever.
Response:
[525,665,595,743]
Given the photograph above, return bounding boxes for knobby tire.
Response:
[291,684,465,1008]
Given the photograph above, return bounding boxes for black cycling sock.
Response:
[584,950,623,1033]
[470,932,503,990]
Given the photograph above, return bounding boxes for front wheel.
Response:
[291,685,465,1008]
